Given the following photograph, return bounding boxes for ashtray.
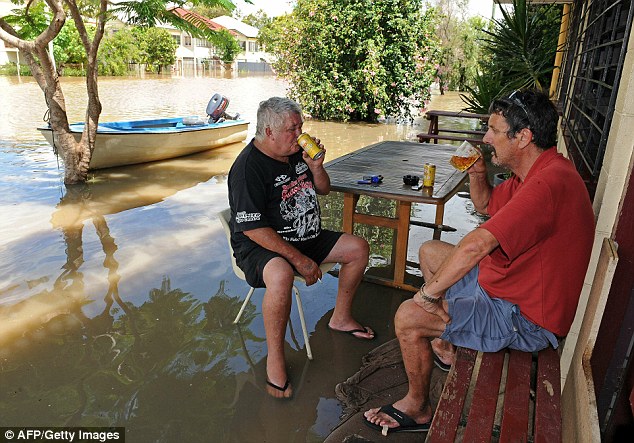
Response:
[403,175,420,186]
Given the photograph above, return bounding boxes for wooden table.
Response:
[324,141,468,291]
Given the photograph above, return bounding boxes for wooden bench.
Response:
[417,110,489,147]
[426,346,562,443]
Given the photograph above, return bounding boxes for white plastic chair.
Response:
[218,208,335,360]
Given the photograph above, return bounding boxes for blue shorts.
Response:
[439,266,559,352]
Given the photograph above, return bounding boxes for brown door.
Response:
[591,162,634,441]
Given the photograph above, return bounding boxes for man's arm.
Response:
[427,228,499,293]
[302,145,330,195]
[310,163,331,195]
[415,228,499,322]
[243,227,322,284]
[466,157,492,215]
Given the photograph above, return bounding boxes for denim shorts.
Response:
[439,266,559,352]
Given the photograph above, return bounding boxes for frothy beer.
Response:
[450,154,480,171]
[449,140,480,171]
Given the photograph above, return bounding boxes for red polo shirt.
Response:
[479,148,595,336]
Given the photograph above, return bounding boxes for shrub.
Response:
[267,0,441,122]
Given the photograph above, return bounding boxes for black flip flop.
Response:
[328,325,375,340]
[364,404,431,434]
[266,379,292,399]
[433,352,451,372]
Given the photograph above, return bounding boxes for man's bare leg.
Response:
[262,257,295,398]
[419,240,456,366]
[324,234,374,339]
[364,298,447,427]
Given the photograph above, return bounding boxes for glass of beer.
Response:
[450,141,481,172]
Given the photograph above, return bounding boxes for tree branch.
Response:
[64,0,92,53]
[34,0,66,48]
[0,19,36,52]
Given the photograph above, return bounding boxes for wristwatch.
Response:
[420,284,442,304]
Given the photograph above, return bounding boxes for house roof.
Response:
[169,7,237,36]
[210,15,259,39]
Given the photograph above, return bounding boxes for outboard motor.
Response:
[206,93,230,123]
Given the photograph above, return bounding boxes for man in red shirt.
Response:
[364,89,595,433]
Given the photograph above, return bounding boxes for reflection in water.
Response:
[50,145,244,229]
[0,74,485,441]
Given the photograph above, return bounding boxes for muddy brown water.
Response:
[0,73,486,442]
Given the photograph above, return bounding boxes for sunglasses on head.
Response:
[507,90,530,121]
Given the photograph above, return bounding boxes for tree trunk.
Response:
[0,0,106,184]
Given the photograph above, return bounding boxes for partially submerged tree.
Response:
[432,0,489,94]
[0,0,244,184]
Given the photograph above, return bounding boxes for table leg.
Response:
[394,201,412,286]
[433,203,445,240]
[428,115,439,143]
[342,193,358,234]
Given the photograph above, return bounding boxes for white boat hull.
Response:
[39,119,249,170]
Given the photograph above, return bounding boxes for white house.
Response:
[167,8,271,74]
[167,7,231,73]
[1,4,271,74]
[210,15,268,63]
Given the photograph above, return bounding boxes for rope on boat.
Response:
[43,87,65,197]
[43,87,62,172]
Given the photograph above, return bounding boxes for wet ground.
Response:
[0,73,488,442]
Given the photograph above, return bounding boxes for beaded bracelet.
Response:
[420,283,442,304]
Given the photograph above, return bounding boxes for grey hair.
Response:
[254,97,303,142]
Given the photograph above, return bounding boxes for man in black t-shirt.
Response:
[228,97,374,399]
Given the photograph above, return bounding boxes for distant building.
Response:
[0,3,271,74]
[210,15,268,63]
[167,8,271,74]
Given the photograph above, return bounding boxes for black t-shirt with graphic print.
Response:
[228,140,322,260]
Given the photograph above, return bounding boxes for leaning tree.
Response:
[0,0,243,184]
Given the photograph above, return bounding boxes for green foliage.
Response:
[136,27,177,72]
[98,28,141,76]
[191,4,232,18]
[267,0,441,122]
[257,14,281,51]
[435,14,489,92]
[113,0,240,57]
[3,3,92,71]
[53,20,94,66]
[460,71,506,114]
[114,0,237,28]
[461,0,561,111]
[98,27,179,75]
[0,62,32,75]
[1,1,240,76]
[240,10,273,29]
[482,0,560,90]
[215,30,242,63]
[2,1,49,40]
[115,1,245,58]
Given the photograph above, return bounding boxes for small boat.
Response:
[38,93,249,170]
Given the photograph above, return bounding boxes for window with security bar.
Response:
[557,0,633,198]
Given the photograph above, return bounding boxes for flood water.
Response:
[0,73,486,442]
